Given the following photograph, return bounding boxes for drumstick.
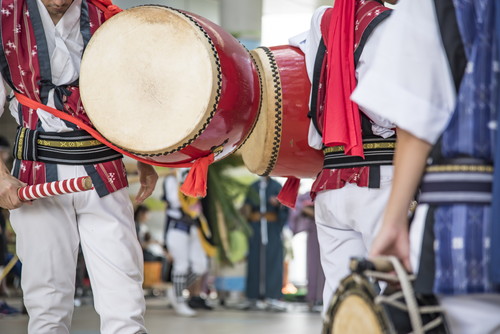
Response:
[18,176,94,202]
[350,256,394,273]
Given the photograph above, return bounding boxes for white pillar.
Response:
[220,0,262,49]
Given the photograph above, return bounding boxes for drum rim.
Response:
[240,46,283,175]
[234,51,263,155]
[80,5,223,157]
[323,273,395,334]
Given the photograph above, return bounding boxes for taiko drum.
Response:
[80,6,260,164]
[239,46,323,178]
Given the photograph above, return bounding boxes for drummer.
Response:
[289,0,396,313]
[352,0,500,333]
[0,0,157,333]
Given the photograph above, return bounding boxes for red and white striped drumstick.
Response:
[17,176,94,202]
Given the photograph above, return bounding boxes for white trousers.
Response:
[10,165,146,334]
[314,166,393,313]
[410,205,500,334]
[166,225,208,276]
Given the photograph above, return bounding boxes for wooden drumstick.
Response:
[18,176,94,202]
[349,256,394,273]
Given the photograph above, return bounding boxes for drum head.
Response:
[80,6,219,155]
[239,47,281,176]
[324,274,394,334]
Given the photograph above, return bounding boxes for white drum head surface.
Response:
[80,6,218,155]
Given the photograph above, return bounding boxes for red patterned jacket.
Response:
[0,0,127,197]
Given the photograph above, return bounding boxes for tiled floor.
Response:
[0,297,323,334]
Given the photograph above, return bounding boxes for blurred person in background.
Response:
[287,192,324,311]
[242,176,289,311]
[163,169,212,317]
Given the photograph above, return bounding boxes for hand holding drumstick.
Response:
[0,161,26,209]
[17,176,94,202]
[0,162,94,209]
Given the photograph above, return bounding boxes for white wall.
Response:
[261,0,318,46]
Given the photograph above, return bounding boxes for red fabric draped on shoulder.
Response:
[88,0,122,20]
[321,0,364,158]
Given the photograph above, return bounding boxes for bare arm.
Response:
[370,128,432,271]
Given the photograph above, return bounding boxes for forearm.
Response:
[383,128,432,225]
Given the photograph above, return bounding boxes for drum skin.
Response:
[240,46,323,179]
[323,274,394,334]
[324,273,450,334]
[80,6,260,164]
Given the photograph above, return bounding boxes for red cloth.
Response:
[321,0,364,158]
[310,167,369,200]
[88,0,122,20]
[180,154,214,198]
[277,177,301,209]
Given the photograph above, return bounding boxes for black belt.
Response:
[171,221,192,233]
[14,127,122,165]
[419,164,493,205]
[323,138,395,169]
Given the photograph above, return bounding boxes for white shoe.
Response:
[166,287,177,308]
[266,299,287,312]
[174,301,197,317]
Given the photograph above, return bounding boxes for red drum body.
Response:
[240,46,323,179]
[80,6,260,164]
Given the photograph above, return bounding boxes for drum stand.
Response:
[360,257,445,333]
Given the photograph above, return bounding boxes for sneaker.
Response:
[166,287,177,308]
[173,301,197,317]
[167,287,197,317]
[266,299,287,312]
[236,299,258,311]
[188,296,213,310]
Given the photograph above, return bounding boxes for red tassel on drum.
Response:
[88,0,122,20]
[180,154,215,198]
[277,177,301,209]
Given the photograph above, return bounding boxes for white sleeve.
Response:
[308,122,323,150]
[351,0,456,144]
